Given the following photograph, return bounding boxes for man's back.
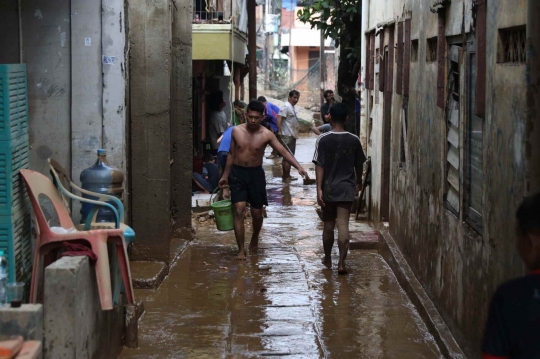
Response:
[313,132,366,202]
[483,272,540,358]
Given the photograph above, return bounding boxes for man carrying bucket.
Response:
[219,100,309,260]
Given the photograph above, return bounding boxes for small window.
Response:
[376,48,380,64]
[375,74,380,103]
[399,97,409,167]
[411,39,419,62]
[497,26,526,63]
[426,37,437,62]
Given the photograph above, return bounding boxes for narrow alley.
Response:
[120,136,442,359]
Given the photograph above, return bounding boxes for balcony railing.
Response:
[193,0,247,33]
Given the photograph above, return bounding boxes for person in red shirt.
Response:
[482,193,540,359]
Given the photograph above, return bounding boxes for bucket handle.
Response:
[210,186,221,204]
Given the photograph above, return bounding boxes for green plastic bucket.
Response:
[211,199,234,231]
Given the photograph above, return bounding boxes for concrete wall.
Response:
[12,0,128,224]
[0,0,20,63]
[44,256,124,359]
[363,0,528,355]
[128,0,173,262]
[171,0,194,234]
[22,0,72,177]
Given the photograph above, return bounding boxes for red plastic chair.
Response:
[19,169,134,310]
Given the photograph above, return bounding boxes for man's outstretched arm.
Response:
[268,133,309,179]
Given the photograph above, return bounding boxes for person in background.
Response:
[192,153,220,193]
[217,125,234,199]
[233,100,247,125]
[208,91,230,152]
[277,90,301,181]
[313,103,366,275]
[311,122,332,136]
[258,96,282,159]
[320,89,335,124]
[482,193,540,359]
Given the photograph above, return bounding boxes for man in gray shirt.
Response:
[208,91,230,150]
[277,90,300,181]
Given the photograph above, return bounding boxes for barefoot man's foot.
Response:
[322,257,332,268]
[338,266,348,275]
[236,250,247,260]
[249,244,259,253]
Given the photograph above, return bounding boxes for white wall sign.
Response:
[102,56,115,65]
[85,37,91,46]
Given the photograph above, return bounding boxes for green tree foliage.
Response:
[298,0,362,134]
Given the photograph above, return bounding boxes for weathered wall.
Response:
[0,0,20,63]
[364,0,528,356]
[15,0,128,222]
[171,0,194,234]
[128,0,173,262]
[22,0,72,176]
[44,256,124,359]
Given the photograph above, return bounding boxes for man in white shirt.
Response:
[277,90,300,181]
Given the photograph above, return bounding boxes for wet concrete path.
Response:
[120,135,442,359]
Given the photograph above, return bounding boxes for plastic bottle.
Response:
[80,149,125,223]
[0,251,7,307]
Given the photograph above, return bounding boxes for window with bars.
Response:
[497,26,526,64]
[411,39,419,62]
[427,37,438,62]
[444,45,461,215]
[465,39,484,234]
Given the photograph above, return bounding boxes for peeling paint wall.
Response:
[364,0,528,356]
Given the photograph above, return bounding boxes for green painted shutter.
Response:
[0,64,31,284]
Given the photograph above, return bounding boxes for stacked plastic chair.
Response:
[0,64,32,284]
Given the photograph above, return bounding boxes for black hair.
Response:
[257,96,267,102]
[324,89,334,98]
[516,193,540,235]
[203,153,214,163]
[209,91,224,111]
[289,90,300,98]
[246,100,265,115]
[329,103,347,123]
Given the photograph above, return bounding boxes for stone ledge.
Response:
[350,230,379,250]
[379,230,466,359]
[130,261,168,289]
[0,304,43,341]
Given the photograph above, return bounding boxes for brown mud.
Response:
[119,135,442,359]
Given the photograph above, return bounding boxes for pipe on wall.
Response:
[526,0,540,194]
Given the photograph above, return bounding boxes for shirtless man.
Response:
[219,100,309,260]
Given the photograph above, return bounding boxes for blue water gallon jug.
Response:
[80,149,124,223]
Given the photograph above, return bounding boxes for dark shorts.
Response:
[229,165,268,209]
[322,201,353,222]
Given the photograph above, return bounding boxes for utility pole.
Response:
[264,0,270,90]
[527,0,540,193]
[319,28,325,107]
[288,2,293,84]
[248,0,257,100]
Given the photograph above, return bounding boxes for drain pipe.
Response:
[526,0,540,194]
